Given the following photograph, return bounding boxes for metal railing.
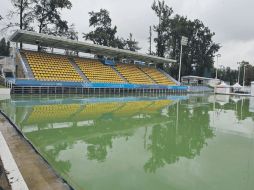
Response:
[0,75,13,89]
[11,86,188,95]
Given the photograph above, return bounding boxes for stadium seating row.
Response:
[115,64,154,85]
[21,50,176,85]
[74,58,124,83]
[23,51,83,82]
[139,66,175,85]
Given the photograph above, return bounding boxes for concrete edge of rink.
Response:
[0,110,73,190]
[0,132,29,190]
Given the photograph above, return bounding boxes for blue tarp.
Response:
[102,59,115,66]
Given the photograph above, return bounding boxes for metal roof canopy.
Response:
[181,75,219,81]
[9,30,176,64]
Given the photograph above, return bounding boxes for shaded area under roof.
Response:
[9,30,176,64]
[181,75,218,81]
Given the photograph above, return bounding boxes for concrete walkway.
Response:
[0,114,71,190]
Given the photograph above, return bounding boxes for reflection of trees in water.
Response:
[82,100,215,173]
[144,103,214,173]
[86,135,113,162]
[45,142,71,173]
[24,97,248,174]
[84,123,134,162]
[216,98,253,121]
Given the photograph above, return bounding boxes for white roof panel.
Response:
[9,30,176,64]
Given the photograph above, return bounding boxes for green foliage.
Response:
[152,0,173,58]
[216,61,254,86]
[83,9,119,47]
[125,33,140,52]
[65,24,78,40]
[152,1,220,78]
[33,0,72,36]
[237,61,254,86]
[6,0,72,36]
[216,67,238,85]
[244,64,254,86]
[0,38,10,56]
[83,9,140,52]
[8,0,34,30]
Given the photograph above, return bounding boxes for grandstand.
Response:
[5,30,187,94]
[22,50,83,82]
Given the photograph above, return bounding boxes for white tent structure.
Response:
[232,82,242,92]
[215,82,231,94]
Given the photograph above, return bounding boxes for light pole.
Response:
[237,62,241,83]
[215,54,221,79]
[243,64,247,88]
[178,36,188,82]
[219,65,225,80]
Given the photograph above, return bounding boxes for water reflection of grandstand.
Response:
[17,97,214,175]
[21,99,174,129]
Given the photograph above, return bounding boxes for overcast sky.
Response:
[1,0,254,69]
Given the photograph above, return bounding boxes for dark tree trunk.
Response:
[19,0,24,49]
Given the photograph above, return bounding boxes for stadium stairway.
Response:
[111,66,128,83]
[68,58,90,82]
[18,50,35,79]
[137,66,157,84]
[158,68,180,85]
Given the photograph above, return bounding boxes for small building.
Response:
[181,75,220,87]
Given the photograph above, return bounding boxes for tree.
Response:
[151,1,220,78]
[0,38,10,56]
[64,24,79,55]
[0,15,3,21]
[33,0,72,36]
[111,37,125,49]
[125,33,140,52]
[171,17,220,78]
[83,9,121,47]
[152,0,173,58]
[245,64,254,86]
[217,67,238,85]
[237,61,254,86]
[65,24,78,41]
[11,0,34,30]
[4,0,34,48]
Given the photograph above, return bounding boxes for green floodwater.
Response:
[0,94,254,190]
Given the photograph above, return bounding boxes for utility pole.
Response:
[148,26,152,55]
[178,36,188,82]
[243,65,246,88]
[237,62,241,83]
[215,54,221,79]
